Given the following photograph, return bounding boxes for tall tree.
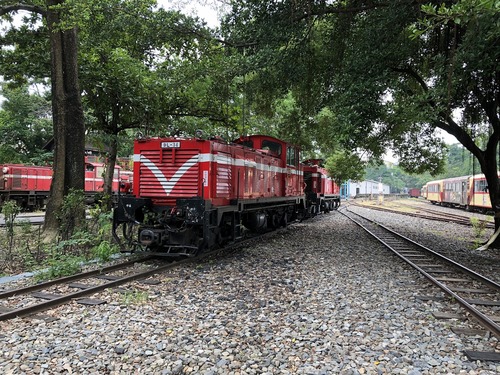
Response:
[76,1,219,209]
[222,0,500,241]
[1,0,85,239]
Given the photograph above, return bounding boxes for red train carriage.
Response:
[0,164,53,209]
[408,188,421,198]
[0,158,126,210]
[302,159,340,214]
[112,134,307,256]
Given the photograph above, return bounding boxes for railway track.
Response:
[339,207,500,360]
[0,254,181,321]
[350,200,495,228]
[0,224,290,322]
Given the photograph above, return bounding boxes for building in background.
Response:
[340,180,391,199]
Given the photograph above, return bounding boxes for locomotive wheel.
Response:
[280,212,288,227]
[270,213,281,229]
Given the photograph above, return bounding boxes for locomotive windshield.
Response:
[239,140,253,149]
[262,140,282,156]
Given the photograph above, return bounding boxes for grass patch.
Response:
[0,197,120,281]
[121,289,149,305]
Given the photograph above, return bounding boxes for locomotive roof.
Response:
[234,134,298,147]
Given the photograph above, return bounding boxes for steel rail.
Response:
[0,255,155,299]
[0,223,294,321]
[339,207,500,339]
[349,202,494,228]
[0,256,196,321]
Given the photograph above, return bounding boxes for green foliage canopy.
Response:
[221,0,499,182]
[0,84,52,163]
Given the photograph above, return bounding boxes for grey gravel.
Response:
[1,200,499,374]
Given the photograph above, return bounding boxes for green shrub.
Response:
[35,255,83,281]
[91,240,119,262]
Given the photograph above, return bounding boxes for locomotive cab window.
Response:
[286,146,298,166]
[261,140,281,156]
[239,140,253,149]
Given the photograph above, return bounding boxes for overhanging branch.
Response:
[0,4,46,17]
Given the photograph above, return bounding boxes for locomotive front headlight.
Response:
[2,167,8,174]
[139,229,157,246]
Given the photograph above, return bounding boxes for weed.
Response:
[2,201,21,257]
[470,217,488,249]
[121,290,149,305]
[35,255,84,281]
[0,192,122,278]
[91,240,119,262]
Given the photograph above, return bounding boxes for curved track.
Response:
[340,206,500,340]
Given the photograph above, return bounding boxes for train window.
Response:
[286,146,297,166]
[475,179,488,192]
[262,140,281,156]
[239,140,253,149]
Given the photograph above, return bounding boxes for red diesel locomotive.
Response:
[0,157,128,210]
[303,159,341,213]
[112,134,339,256]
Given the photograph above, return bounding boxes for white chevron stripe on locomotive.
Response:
[139,155,199,196]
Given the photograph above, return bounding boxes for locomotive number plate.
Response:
[161,141,181,148]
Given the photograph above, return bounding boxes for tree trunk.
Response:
[476,136,500,249]
[43,0,85,241]
[102,134,118,212]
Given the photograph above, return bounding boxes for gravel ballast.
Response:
[1,206,499,374]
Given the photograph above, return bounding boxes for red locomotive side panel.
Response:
[0,164,52,208]
[0,164,53,192]
[0,159,125,209]
[85,162,121,193]
[233,135,303,198]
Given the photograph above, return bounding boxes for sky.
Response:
[156,0,220,27]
